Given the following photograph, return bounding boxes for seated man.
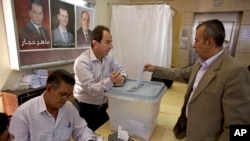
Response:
[0,112,12,141]
[9,69,99,141]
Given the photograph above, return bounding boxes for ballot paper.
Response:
[135,67,144,88]
[127,67,144,93]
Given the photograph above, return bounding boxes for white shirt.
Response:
[9,93,96,141]
[73,48,128,105]
[83,31,88,40]
[59,25,68,42]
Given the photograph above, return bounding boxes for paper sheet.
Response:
[135,67,144,88]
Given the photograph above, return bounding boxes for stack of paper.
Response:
[21,69,49,88]
[39,75,48,86]
[32,69,48,76]
[22,74,41,88]
[33,69,48,86]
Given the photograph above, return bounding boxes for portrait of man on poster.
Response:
[76,7,94,47]
[15,0,51,50]
[51,1,75,48]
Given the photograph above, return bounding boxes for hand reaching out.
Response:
[144,63,155,72]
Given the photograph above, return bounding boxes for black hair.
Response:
[58,4,68,15]
[196,19,225,47]
[91,25,110,47]
[0,112,9,134]
[46,69,75,89]
[81,11,90,18]
[29,0,44,12]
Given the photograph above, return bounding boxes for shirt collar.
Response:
[89,48,98,62]
[38,92,65,117]
[199,49,224,70]
[31,20,41,31]
[82,29,88,35]
[38,92,47,114]
[89,48,107,63]
[59,25,67,33]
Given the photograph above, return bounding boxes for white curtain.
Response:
[110,4,174,80]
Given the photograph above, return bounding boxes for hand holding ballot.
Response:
[110,71,125,87]
[144,63,156,72]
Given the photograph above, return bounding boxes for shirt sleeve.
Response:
[9,110,30,141]
[110,55,128,78]
[74,57,114,96]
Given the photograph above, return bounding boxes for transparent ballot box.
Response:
[104,79,167,141]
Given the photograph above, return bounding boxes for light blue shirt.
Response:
[73,48,128,105]
[186,49,224,117]
[9,93,96,141]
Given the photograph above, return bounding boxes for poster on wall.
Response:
[14,0,51,50]
[3,0,95,70]
[76,6,94,47]
[50,0,75,48]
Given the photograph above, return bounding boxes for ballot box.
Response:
[104,79,167,141]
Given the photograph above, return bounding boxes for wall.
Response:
[0,0,75,90]
[180,0,250,68]
[0,0,131,90]
[235,10,250,65]
[133,0,250,68]
[95,0,131,26]
[0,0,15,90]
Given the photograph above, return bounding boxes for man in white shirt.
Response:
[73,25,128,131]
[9,69,98,141]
